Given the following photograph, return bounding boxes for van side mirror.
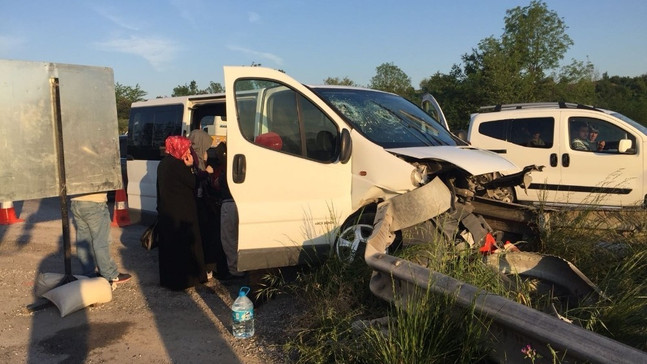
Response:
[618,139,632,153]
[339,129,352,164]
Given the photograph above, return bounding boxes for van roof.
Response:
[478,102,602,113]
[132,92,225,107]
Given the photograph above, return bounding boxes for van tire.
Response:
[487,186,516,203]
[334,210,402,263]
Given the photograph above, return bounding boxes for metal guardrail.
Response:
[364,178,647,363]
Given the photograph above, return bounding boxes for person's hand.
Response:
[597,140,605,151]
[205,165,214,174]
[182,152,194,166]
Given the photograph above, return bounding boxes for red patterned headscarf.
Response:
[165,136,192,160]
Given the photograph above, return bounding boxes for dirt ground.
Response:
[0,197,294,363]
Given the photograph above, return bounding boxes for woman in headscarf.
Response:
[156,135,206,290]
[188,129,228,280]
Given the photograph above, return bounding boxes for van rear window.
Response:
[479,117,554,148]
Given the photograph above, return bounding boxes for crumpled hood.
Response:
[386,146,519,176]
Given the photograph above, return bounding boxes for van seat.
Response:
[254,132,283,151]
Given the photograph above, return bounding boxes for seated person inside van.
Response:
[588,126,606,151]
[571,122,591,151]
[527,130,546,147]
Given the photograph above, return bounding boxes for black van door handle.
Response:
[232,154,246,183]
[550,153,558,167]
[561,153,570,167]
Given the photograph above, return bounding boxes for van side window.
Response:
[478,120,507,141]
[510,117,553,148]
[268,90,302,154]
[234,80,338,162]
[569,117,637,154]
[478,117,554,148]
[127,104,183,160]
[301,95,338,162]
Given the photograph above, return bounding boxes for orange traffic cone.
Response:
[111,189,131,227]
[0,201,24,225]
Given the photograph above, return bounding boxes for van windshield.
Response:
[610,112,647,136]
[312,87,457,148]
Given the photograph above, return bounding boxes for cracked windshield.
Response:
[314,88,457,148]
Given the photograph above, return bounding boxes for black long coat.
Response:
[156,155,206,290]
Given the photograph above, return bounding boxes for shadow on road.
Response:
[117,223,244,363]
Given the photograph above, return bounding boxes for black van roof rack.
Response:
[479,102,602,113]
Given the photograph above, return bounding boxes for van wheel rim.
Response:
[336,223,373,262]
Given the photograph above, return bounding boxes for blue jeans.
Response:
[220,200,239,274]
[70,200,118,280]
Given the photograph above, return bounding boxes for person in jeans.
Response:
[70,192,131,284]
[216,143,244,280]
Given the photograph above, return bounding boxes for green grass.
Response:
[362,280,491,364]
[261,232,519,363]
[260,205,647,362]
[277,259,388,363]
[538,207,647,350]
[263,251,495,364]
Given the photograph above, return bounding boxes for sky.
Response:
[2,0,646,99]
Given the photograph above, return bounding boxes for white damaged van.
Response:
[127,67,528,271]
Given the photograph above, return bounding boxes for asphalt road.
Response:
[0,197,288,363]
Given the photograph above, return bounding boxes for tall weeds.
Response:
[537,206,647,350]
[363,280,491,364]
[267,203,647,362]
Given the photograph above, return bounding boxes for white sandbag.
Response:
[34,272,88,298]
[42,277,112,317]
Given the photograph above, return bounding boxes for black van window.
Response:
[479,120,507,141]
[127,104,183,160]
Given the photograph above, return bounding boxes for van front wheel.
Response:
[334,212,375,263]
[334,212,402,263]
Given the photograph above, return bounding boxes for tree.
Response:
[439,0,576,114]
[172,81,224,96]
[323,76,358,86]
[595,73,647,125]
[115,82,146,134]
[462,36,524,105]
[503,1,573,82]
[205,81,224,94]
[550,58,596,104]
[172,80,203,96]
[419,66,473,130]
[417,1,647,132]
[369,62,414,98]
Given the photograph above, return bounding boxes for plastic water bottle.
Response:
[232,286,254,338]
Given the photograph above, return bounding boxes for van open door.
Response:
[223,66,353,271]
[421,93,449,131]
